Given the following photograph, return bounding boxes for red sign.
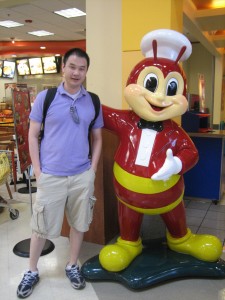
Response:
[12,89,31,174]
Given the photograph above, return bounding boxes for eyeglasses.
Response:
[70,104,80,124]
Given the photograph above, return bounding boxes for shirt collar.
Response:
[58,83,88,99]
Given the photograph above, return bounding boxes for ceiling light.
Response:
[40,46,46,49]
[54,8,86,18]
[0,20,24,28]
[28,30,54,37]
[192,0,225,9]
[210,0,225,9]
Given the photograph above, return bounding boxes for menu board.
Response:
[12,89,32,174]
[28,57,43,75]
[2,61,16,79]
[42,56,57,74]
[16,59,31,76]
[0,60,3,77]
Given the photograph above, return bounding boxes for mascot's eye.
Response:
[166,78,178,96]
[144,73,158,92]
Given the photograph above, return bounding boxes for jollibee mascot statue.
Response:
[99,29,222,272]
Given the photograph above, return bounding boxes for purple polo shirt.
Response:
[29,83,104,176]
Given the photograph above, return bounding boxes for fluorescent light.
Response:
[28,30,54,37]
[54,8,86,18]
[0,20,24,28]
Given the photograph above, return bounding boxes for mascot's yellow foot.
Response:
[99,237,143,272]
[167,228,222,262]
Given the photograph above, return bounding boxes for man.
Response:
[17,48,103,298]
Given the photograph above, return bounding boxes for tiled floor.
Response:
[1,181,225,300]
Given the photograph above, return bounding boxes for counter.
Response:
[184,130,225,203]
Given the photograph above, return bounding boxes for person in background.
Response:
[17,48,103,298]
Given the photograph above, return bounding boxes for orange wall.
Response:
[0,40,86,58]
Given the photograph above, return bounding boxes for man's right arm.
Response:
[28,119,42,180]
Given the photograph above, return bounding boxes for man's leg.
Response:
[29,233,46,271]
[65,170,95,290]
[68,227,84,266]
[65,227,86,290]
[17,174,67,298]
[17,233,44,298]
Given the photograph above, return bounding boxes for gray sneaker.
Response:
[17,271,39,298]
[65,264,86,289]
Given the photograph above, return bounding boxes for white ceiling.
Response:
[0,0,86,42]
[0,0,224,57]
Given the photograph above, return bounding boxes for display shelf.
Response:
[181,111,211,133]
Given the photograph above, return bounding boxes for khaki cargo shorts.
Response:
[31,168,96,239]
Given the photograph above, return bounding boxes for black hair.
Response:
[63,48,90,68]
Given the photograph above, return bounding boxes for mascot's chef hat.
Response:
[141,29,192,62]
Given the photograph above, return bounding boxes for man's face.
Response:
[62,54,88,91]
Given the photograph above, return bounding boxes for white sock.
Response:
[28,270,38,275]
[66,264,72,270]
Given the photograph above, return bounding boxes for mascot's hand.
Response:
[151,149,182,181]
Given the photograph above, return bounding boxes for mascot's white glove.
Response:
[151,149,182,181]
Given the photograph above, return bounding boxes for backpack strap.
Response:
[40,87,57,140]
[88,91,100,128]
[87,91,101,158]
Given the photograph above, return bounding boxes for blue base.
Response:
[81,238,225,290]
